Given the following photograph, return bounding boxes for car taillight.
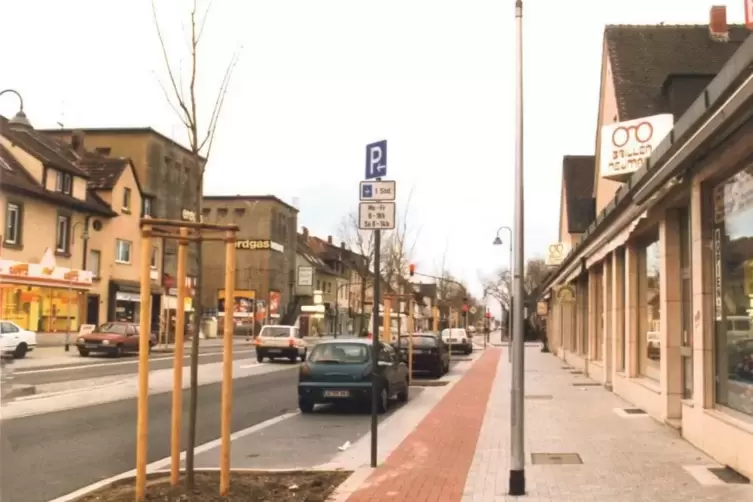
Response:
[255,338,262,346]
[288,339,295,348]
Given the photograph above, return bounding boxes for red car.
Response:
[76,322,156,357]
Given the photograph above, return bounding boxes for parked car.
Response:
[76,322,156,357]
[297,338,409,413]
[0,320,37,359]
[441,328,473,355]
[392,333,449,378]
[255,325,307,363]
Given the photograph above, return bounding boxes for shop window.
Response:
[713,166,753,417]
[89,250,101,278]
[4,201,23,246]
[122,187,132,212]
[576,275,589,355]
[594,266,604,361]
[638,236,661,381]
[116,239,132,264]
[56,214,70,254]
[143,197,153,218]
[151,246,158,269]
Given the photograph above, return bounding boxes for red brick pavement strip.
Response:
[346,348,502,502]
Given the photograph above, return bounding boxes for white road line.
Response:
[47,410,300,502]
[16,349,256,376]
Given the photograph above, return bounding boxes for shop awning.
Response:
[585,210,648,269]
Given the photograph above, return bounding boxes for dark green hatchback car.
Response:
[297,338,409,414]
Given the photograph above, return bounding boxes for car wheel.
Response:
[289,354,297,363]
[300,349,307,362]
[257,353,264,363]
[299,399,315,413]
[113,344,124,358]
[433,363,443,379]
[78,348,90,357]
[13,343,28,359]
[397,379,409,403]
[378,386,389,414]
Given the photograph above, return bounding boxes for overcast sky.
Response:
[2,0,748,315]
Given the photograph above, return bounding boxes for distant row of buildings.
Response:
[0,111,479,341]
[535,8,753,480]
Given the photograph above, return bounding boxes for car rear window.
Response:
[441,329,466,338]
[260,326,291,337]
[399,335,437,347]
[309,343,370,364]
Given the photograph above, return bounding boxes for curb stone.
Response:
[1,384,36,401]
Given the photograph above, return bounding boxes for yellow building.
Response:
[0,114,162,342]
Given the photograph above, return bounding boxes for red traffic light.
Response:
[408,264,415,276]
[462,304,468,312]
[485,312,491,318]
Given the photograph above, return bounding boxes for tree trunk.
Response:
[185,175,204,489]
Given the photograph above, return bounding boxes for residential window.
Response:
[234,208,245,219]
[56,214,70,253]
[4,202,22,246]
[88,250,101,278]
[95,147,111,156]
[151,246,158,269]
[123,187,132,212]
[638,234,661,381]
[143,197,153,217]
[316,280,321,290]
[116,239,132,264]
[217,208,228,219]
[713,166,753,417]
[56,172,72,195]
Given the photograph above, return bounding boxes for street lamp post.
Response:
[0,89,33,128]
[493,226,513,362]
[508,0,526,495]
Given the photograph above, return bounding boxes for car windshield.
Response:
[309,343,370,364]
[399,335,437,347]
[260,326,291,337]
[97,323,127,335]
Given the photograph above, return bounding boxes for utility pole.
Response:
[509,0,526,496]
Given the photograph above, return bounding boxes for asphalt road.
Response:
[12,348,258,386]
[0,365,299,502]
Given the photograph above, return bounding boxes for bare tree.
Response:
[524,258,549,297]
[338,212,377,333]
[480,267,512,315]
[152,0,240,489]
[382,186,419,292]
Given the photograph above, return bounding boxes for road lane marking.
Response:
[47,410,300,502]
[15,349,256,376]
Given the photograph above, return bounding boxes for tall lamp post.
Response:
[0,89,33,128]
[508,0,526,495]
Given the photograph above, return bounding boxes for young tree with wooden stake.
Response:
[151,0,240,489]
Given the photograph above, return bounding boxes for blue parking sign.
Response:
[362,184,374,198]
[365,140,387,179]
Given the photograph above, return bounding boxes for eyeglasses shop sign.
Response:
[599,114,674,180]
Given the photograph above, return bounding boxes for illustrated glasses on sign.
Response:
[611,122,654,148]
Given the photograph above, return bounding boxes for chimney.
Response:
[302,226,309,238]
[341,241,346,249]
[709,6,729,41]
[327,235,333,244]
[70,130,86,155]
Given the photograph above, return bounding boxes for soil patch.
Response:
[76,470,352,502]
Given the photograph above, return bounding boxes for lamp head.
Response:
[492,236,503,246]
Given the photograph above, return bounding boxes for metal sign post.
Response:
[362,139,394,469]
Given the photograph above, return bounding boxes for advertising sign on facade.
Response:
[0,258,93,287]
[217,289,255,317]
[269,291,281,319]
[555,285,576,303]
[297,266,313,286]
[599,113,674,181]
[545,243,569,266]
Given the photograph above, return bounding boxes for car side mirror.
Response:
[377,360,392,368]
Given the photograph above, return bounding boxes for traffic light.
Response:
[409,264,415,277]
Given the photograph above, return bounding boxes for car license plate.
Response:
[413,349,424,354]
[323,390,349,398]
[86,344,99,349]
[268,349,282,353]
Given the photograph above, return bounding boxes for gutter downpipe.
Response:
[544,70,753,296]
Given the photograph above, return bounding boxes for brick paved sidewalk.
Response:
[346,348,502,502]
[464,347,753,501]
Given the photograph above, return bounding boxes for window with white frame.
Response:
[151,246,158,269]
[116,239,132,263]
[4,202,22,245]
[89,250,101,278]
[123,187,132,212]
[56,214,70,253]
[56,172,72,195]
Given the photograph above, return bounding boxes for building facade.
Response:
[541,13,753,479]
[201,195,298,332]
[0,116,163,342]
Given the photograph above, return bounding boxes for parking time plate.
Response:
[323,390,350,398]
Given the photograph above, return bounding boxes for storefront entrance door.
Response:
[87,295,100,325]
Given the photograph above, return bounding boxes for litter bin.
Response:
[202,317,218,339]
